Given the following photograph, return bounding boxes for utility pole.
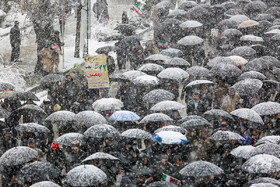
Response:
[74,0,82,58]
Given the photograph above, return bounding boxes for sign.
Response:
[85,55,109,89]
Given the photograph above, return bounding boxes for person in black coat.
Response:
[10,21,21,63]
[187,92,208,116]
[122,11,129,24]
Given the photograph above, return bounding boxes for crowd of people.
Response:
[1,0,280,186]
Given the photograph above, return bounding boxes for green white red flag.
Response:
[133,4,143,15]
[162,173,176,183]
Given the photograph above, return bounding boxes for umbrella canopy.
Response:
[30,181,61,187]
[249,143,280,157]
[231,108,264,124]
[210,130,244,141]
[229,14,250,24]
[242,154,280,174]
[109,110,140,121]
[55,133,85,146]
[162,18,183,26]
[179,0,197,9]
[180,20,203,29]
[139,113,173,124]
[65,165,107,187]
[122,129,152,139]
[230,145,255,159]
[230,46,256,57]
[243,58,270,72]
[143,89,175,104]
[163,58,190,66]
[244,1,267,14]
[185,80,214,89]
[92,98,123,111]
[210,64,242,79]
[123,70,147,81]
[152,131,188,144]
[17,161,60,183]
[250,183,277,187]
[227,56,248,66]
[160,48,184,58]
[255,14,275,22]
[84,124,120,138]
[232,79,263,96]
[261,56,280,68]
[0,82,15,91]
[0,146,38,166]
[179,161,223,177]
[95,46,116,54]
[114,24,136,32]
[145,54,171,62]
[156,1,172,9]
[150,101,185,111]
[266,7,280,18]
[75,111,107,128]
[249,177,280,186]
[180,118,211,130]
[240,35,264,42]
[271,34,280,41]
[225,8,243,17]
[218,19,239,29]
[158,68,189,81]
[221,29,243,38]
[138,63,164,73]
[10,91,39,101]
[155,125,187,134]
[16,104,47,116]
[238,71,266,81]
[187,5,209,20]
[133,75,159,86]
[148,181,178,187]
[252,102,280,115]
[168,9,187,17]
[177,35,204,46]
[45,111,76,122]
[207,56,237,67]
[16,123,50,133]
[265,29,280,35]
[187,66,210,77]
[238,20,259,29]
[103,34,124,42]
[203,109,234,121]
[109,70,127,82]
[179,115,207,123]
[82,152,119,163]
[256,136,280,146]
[40,74,66,85]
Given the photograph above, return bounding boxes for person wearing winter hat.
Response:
[28,138,44,161]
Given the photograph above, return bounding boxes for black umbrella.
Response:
[266,7,280,18]
[224,8,243,17]
[167,9,187,18]
[249,177,280,186]
[16,123,50,133]
[230,46,256,58]
[238,71,267,81]
[221,29,243,38]
[163,57,190,67]
[17,161,60,183]
[177,35,204,46]
[179,20,203,29]
[249,143,280,158]
[252,102,280,116]
[45,110,76,122]
[210,64,242,79]
[96,46,116,54]
[261,56,280,68]
[207,56,237,67]
[40,74,66,85]
[162,18,183,26]
[222,1,236,10]
[210,130,244,141]
[9,91,39,101]
[218,19,238,29]
[114,24,136,33]
[138,63,165,74]
[148,181,178,187]
[103,34,124,41]
[139,113,173,124]
[82,152,119,163]
[187,5,210,20]
[179,115,207,123]
[84,124,120,138]
[255,14,275,22]
[244,1,267,14]
[75,111,107,128]
[55,133,85,146]
[232,79,263,96]
[180,161,224,177]
[0,82,15,91]
[203,109,234,121]
[160,48,184,58]
[109,70,128,82]
[185,80,214,89]
[179,0,197,10]
[30,181,61,187]
[231,108,264,124]
[180,118,211,130]
[243,58,270,72]
[16,105,47,116]
[187,66,210,77]
[122,129,152,140]
[156,1,171,9]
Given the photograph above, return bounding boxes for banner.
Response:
[0,90,15,98]
[85,55,109,89]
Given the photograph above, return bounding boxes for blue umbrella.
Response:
[152,131,189,144]
[109,110,140,122]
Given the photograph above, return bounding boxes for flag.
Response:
[162,173,175,183]
[133,4,143,15]
[54,44,63,56]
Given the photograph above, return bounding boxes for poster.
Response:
[85,55,110,89]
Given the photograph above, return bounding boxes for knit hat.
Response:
[52,141,59,150]
[54,104,61,111]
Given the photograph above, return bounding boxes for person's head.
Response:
[71,141,81,154]
[228,87,236,97]
[43,98,51,106]
[220,121,227,131]
[193,92,200,100]
[53,104,61,112]
[174,155,182,166]
[161,155,168,165]
[14,21,19,27]
[54,30,60,37]
[28,138,36,149]
[66,74,72,82]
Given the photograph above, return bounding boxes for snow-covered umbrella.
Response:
[252,102,280,115]
[238,71,266,81]
[122,129,152,140]
[177,35,204,46]
[65,165,107,187]
[242,154,280,174]
[180,118,211,130]
[17,161,60,183]
[179,0,197,9]
[16,123,50,133]
[30,181,61,187]
[256,136,280,146]
[45,111,76,122]
[133,75,159,86]
[160,48,184,58]
[152,131,188,144]
[224,8,243,17]
[238,20,259,29]
[179,115,206,123]
[232,79,263,96]
[203,109,234,121]
[163,58,190,67]
[185,80,215,89]
[249,177,280,186]
[82,152,119,163]
[271,34,280,41]
[150,101,185,111]
[84,124,120,138]
[244,1,267,14]
[168,9,187,17]
[114,24,136,32]
[10,91,39,101]
[249,143,280,157]
[109,70,127,82]
[218,19,238,29]
[222,1,236,10]
[123,70,147,81]
[143,89,175,104]
[250,183,278,187]
[187,6,209,19]
[16,104,47,116]
[221,29,243,38]
[179,161,223,176]
[187,66,210,77]
[0,82,15,91]
[103,34,124,42]
[92,98,123,111]
[180,20,203,29]
[55,133,85,146]
[229,14,250,24]
[156,1,171,9]
[75,111,107,128]
[266,7,280,18]
[138,63,164,73]
[210,130,244,141]
[95,46,116,54]
[261,56,280,68]
[230,46,256,57]
[227,55,248,66]
[0,146,38,166]
[158,68,189,81]
[240,35,264,42]
[40,74,66,85]
[155,125,187,134]
[145,54,171,62]
[109,110,140,121]
[210,64,242,79]
[255,14,275,22]
[230,145,255,159]
[243,58,270,72]
[162,18,183,26]
[148,181,178,187]
[207,56,237,67]
[265,29,280,35]
[139,113,173,124]
[231,108,264,124]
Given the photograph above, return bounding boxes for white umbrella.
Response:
[180,20,203,29]
[138,63,164,73]
[210,130,245,141]
[133,75,159,86]
[229,14,250,24]
[256,136,280,146]
[158,68,189,81]
[92,98,123,111]
[230,145,255,159]
[231,108,264,124]
[265,29,280,35]
[240,35,264,42]
[145,54,171,61]
[177,35,204,46]
[185,80,214,88]
[45,111,75,122]
[252,102,280,115]
[152,131,188,144]
[123,70,147,81]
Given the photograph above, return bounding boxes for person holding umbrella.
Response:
[221,88,240,113]
[187,92,208,116]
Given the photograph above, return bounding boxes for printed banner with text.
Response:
[85,55,110,89]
